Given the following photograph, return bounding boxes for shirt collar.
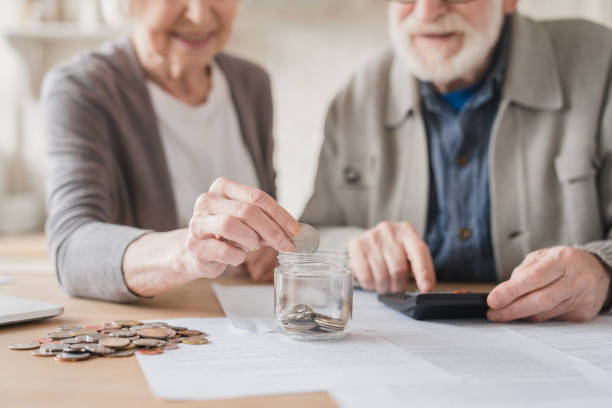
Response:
[419,17,511,115]
[385,13,564,127]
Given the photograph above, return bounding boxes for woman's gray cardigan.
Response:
[42,37,276,302]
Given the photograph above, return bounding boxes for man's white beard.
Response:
[389,2,505,84]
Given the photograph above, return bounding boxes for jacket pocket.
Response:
[554,154,597,183]
[554,152,603,242]
[334,156,372,225]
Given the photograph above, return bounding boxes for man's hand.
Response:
[244,246,279,283]
[487,246,612,322]
[348,222,436,293]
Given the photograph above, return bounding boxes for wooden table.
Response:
[0,234,494,407]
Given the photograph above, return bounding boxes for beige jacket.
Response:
[301,15,612,282]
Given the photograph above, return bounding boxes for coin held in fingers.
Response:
[290,223,320,254]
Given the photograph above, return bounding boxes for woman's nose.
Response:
[184,0,210,25]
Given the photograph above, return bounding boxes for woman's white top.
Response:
[147,63,260,228]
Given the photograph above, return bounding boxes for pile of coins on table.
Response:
[280,304,348,334]
[8,319,209,362]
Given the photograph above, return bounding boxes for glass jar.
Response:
[274,250,353,341]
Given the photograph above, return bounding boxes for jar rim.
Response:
[277,250,349,266]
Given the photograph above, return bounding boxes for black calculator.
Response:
[378,291,489,320]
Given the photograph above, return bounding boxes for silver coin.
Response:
[106,349,136,358]
[57,325,82,332]
[61,338,82,345]
[290,304,314,314]
[129,325,156,331]
[41,343,67,353]
[83,333,107,342]
[83,344,114,355]
[283,319,318,331]
[314,315,346,331]
[290,223,320,253]
[108,330,134,338]
[167,325,188,331]
[55,352,91,361]
[162,343,179,350]
[32,349,57,357]
[99,337,130,349]
[63,345,89,353]
[133,339,166,348]
[47,331,74,340]
[8,342,41,350]
[145,321,169,327]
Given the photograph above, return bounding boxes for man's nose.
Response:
[413,0,449,23]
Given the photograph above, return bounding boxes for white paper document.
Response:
[211,284,276,332]
[139,286,612,406]
[136,317,452,401]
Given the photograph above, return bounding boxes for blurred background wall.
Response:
[0,0,611,234]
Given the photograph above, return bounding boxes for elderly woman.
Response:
[43,0,300,302]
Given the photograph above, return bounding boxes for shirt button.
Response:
[458,228,472,240]
[456,154,470,167]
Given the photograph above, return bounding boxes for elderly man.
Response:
[301,0,612,322]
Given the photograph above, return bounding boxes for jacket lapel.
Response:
[382,55,430,236]
[489,14,564,280]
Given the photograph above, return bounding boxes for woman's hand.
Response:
[243,246,279,283]
[123,178,299,297]
[182,178,299,279]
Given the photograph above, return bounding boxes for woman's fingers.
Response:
[189,214,261,251]
[187,238,247,273]
[208,178,300,236]
[194,193,294,252]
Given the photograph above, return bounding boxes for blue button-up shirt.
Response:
[420,20,511,282]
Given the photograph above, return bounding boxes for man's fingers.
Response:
[487,278,569,322]
[488,254,564,309]
[525,297,574,322]
[208,178,300,236]
[398,224,435,293]
[379,226,409,293]
[194,194,294,253]
[364,238,390,294]
[349,240,375,291]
